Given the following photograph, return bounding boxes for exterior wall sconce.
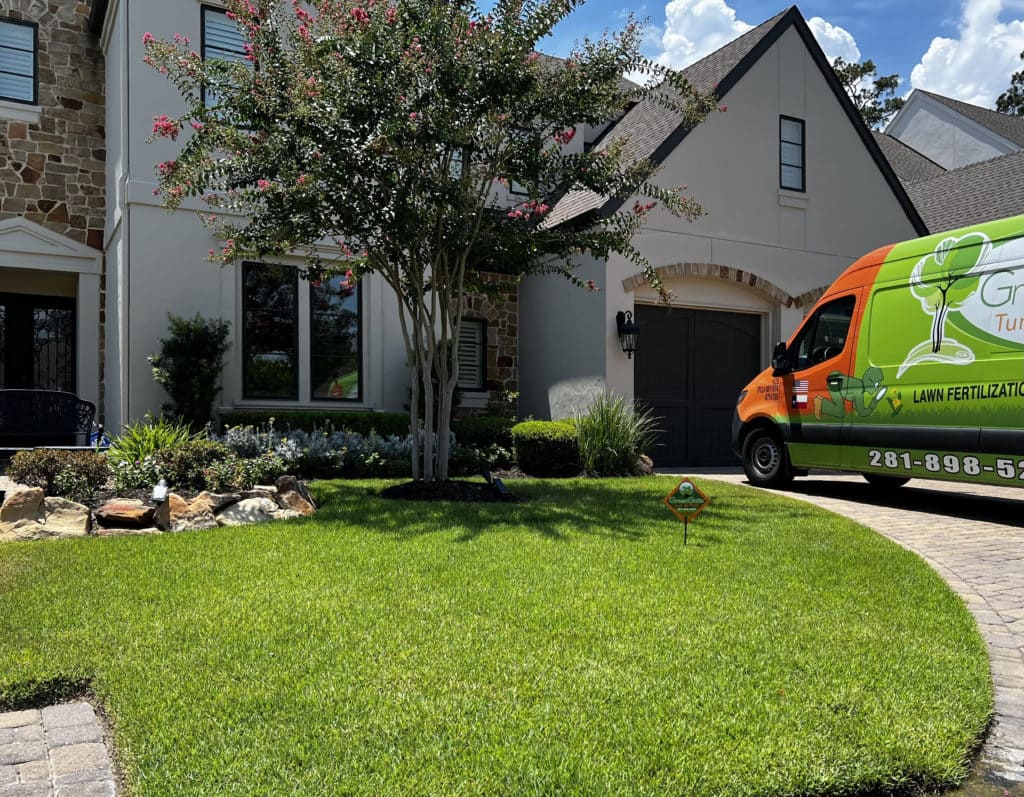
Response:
[615,310,639,359]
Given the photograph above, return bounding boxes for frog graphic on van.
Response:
[813,366,887,419]
[897,232,987,377]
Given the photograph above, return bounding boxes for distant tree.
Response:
[996,50,1024,115]
[832,57,905,129]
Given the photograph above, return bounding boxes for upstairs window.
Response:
[457,318,487,391]
[780,116,805,192]
[202,6,248,107]
[0,19,37,105]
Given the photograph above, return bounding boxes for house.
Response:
[0,2,104,413]
[876,91,1024,231]
[522,6,925,465]
[3,2,935,469]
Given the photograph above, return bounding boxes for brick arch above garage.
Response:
[621,263,826,310]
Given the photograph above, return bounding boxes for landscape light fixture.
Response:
[616,310,639,359]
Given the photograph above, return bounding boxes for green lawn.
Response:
[0,477,991,796]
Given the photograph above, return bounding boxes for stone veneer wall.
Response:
[0,1,105,249]
[462,273,518,416]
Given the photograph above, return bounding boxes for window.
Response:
[242,263,298,399]
[0,19,37,105]
[791,295,854,370]
[457,318,487,391]
[310,276,362,401]
[201,6,247,107]
[780,116,805,192]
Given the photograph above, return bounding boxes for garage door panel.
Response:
[635,305,761,466]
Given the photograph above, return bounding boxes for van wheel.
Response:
[862,474,910,489]
[742,429,793,488]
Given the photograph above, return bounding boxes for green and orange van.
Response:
[733,214,1024,489]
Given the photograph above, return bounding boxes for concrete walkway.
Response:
[685,470,1024,788]
[0,702,115,796]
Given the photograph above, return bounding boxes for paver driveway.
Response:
[687,471,1024,787]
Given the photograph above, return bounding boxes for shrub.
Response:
[153,438,233,491]
[219,411,410,438]
[452,415,516,449]
[149,313,232,430]
[574,393,661,476]
[511,420,580,477]
[107,416,199,490]
[203,454,287,492]
[6,449,109,501]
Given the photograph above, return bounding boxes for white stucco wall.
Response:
[100,0,415,428]
[520,24,921,419]
[886,91,1019,170]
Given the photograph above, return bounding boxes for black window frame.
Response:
[456,317,488,392]
[779,115,805,192]
[309,276,363,403]
[0,17,38,106]
[200,5,248,108]
[791,294,855,371]
[241,261,300,401]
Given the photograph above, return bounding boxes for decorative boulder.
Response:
[95,499,155,529]
[216,497,279,527]
[166,493,219,532]
[0,487,44,524]
[275,476,315,509]
[0,489,90,542]
[636,454,655,476]
[275,490,315,517]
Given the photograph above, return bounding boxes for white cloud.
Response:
[806,17,860,63]
[656,0,752,68]
[653,0,861,72]
[910,0,1024,105]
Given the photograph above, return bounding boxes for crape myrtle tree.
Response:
[143,0,717,483]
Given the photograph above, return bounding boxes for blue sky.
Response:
[531,0,1024,108]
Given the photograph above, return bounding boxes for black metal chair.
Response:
[0,389,97,448]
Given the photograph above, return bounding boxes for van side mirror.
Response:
[771,340,790,375]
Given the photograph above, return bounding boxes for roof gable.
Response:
[872,132,945,184]
[919,90,1024,149]
[544,6,927,235]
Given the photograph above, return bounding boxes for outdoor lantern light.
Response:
[616,310,639,359]
[151,478,168,504]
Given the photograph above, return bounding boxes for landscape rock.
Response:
[275,476,315,508]
[166,494,218,532]
[40,498,91,537]
[243,487,276,501]
[636,454,655,475]
[216,497,278,526]
[0,493,90,541]
[0,488,44,524]
[191,491,241,512]
[95,499,155,529]
[275,490,315,517]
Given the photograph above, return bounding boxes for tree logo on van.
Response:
[898,233,988,377]
[813,367,887,419]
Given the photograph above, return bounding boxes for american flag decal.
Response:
[792,379,809,409]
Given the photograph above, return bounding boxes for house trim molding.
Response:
[0,218,102,274]
[621,262,826,309]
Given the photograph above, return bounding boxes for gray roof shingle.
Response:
[543,9,788,227]
[872,132,945,183]
[918,90,1024,148]
[905,150,1024,232]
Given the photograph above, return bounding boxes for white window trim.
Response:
[0,98,40,124]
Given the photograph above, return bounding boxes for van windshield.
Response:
[792,295,855,370]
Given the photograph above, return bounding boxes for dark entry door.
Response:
[0,293,76,391]
[635,306,760,466]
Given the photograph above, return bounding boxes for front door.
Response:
[635,306,761,466]
[0,292,76,391]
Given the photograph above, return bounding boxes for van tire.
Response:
[862,474,910,489]
[742,429,794,488]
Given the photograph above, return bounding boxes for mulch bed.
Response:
[380,479,519,502]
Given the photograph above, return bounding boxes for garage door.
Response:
[635,306,761,466]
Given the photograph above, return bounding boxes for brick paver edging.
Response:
[0,702,115,797]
